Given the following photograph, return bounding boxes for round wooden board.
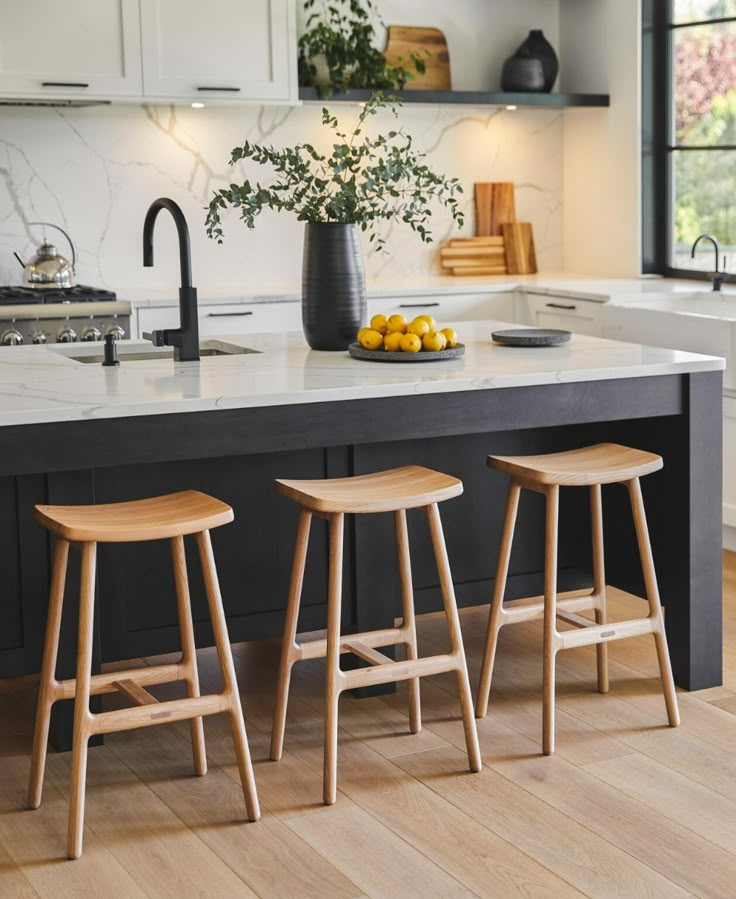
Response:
[348,342,466,362]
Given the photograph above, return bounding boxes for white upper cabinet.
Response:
[140,0,296,101]
[0,0,142,98]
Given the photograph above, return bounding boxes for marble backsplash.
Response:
[0,100,563,292]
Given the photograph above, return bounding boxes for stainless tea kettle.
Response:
[15,222,76,289]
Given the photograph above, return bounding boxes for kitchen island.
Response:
[0,322,724,750]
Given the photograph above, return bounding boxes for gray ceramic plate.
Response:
[348,342,466,362]
[491,328,571,347]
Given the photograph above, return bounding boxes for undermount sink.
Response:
[56,340,260,364]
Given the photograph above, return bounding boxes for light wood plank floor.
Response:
[4,556,736,897]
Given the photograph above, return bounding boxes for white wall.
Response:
[559,0,642,276]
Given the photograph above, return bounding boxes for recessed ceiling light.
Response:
[505,105,518,111]
[191,102,205,109]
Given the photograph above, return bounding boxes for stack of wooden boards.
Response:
[439,181,538,275]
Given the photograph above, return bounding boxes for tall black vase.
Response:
[302,222,366,350]
[516,29,559,92]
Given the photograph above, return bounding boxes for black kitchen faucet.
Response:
[142,197,200,361]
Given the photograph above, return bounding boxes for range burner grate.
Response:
[0,285,117,305]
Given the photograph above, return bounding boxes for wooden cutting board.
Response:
[383,26,451,91]
[474,182,516,236]
[439,235,507,276]
[502,222,537,274]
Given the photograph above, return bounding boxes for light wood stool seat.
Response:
[34,490,233,542]
[476,443,680,755]
[28,490,260,859]
[275,465,463,514]
[271,466,481,804]
[488,443,663,486]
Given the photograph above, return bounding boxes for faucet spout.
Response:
[142,197,200,360]
[691,233,729,291]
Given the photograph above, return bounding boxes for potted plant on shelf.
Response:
[206,93,464,350]
[298,0,425,97]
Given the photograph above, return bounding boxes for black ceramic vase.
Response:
[515,29,559,92]
[501,52,545,92]
[302,222,366,350]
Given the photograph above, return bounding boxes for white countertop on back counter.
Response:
[119,273,727,307]
[0,321,724,428]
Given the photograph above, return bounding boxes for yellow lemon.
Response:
[383,331,403,352]
[407,317,430,338]
[423,330,447,352]
[386,314,409,334]
[359,328,384,351]
[400,332,422,353]
[370,313,388,335]
[417,314,437,331]
[440,327,458,348]
[357,326,371,343]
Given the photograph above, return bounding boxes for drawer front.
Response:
[367,292,515,325]
[136,302,301,338]
[526,294,603,336]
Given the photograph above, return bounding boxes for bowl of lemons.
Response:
[348,313,465,362]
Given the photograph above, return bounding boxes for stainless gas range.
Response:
[0,285,131,346]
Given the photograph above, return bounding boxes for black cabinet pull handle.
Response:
[206,311,254,317]
[398,302,440,308]
[546,302,577,310]
[197,86,241,92]
[42,81,89,88]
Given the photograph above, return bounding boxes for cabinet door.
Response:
[140,0,295,101]
[526,293,603,336]
[0,0,142,98]
[135,301,301,339]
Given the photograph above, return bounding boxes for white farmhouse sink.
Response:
[603,291,736,387]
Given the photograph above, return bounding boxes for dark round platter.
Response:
[348,342,466,362]
[491,328,571,347]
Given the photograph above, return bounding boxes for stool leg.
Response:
[627,478,680,727]
[195,530,260,822]
[324,512,344,805]
[395,509,421,733]
[543,486,560,756]
[476,482,520,718]
[590,484,609,694]
[426,503,481,773]
[67,541,97,860]
[271,508,312,761]
[171,535,207,777]
[28,538,69,810]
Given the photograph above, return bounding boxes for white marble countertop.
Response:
[0,320,724,428]
[118,273,732,307]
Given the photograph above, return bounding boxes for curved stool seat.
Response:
[28,491,259,859]
[272,465,481,804]
[275,465,463,514]
[488,443,663,487]
[478,442,679,756]
[34,490,233,543]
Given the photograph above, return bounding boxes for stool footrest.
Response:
[297,626,405,661]
[112,678,159,707]
[342,641,394,667]
[504,590,603,625]
[556,610,595,629]
[343,653,456,691]
[557,616,656,651]
[55,662,184,700]
[89,692,228,736]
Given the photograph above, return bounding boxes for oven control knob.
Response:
[105,324,126,340]
[1,329,23,346]
[57,326,78,343]
[82,326,103,342]
[31,331,47,344]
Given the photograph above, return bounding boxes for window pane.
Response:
[672,149,736,268]
[675,21,736,144]
[674,1,736,23]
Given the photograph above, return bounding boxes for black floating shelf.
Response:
[298,87,610,109]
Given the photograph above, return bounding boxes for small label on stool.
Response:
[151,710,172,720]
[601,630,615,638]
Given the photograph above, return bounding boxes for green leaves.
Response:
[204,93,464,248]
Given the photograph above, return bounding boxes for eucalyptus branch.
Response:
[206,93,464,250]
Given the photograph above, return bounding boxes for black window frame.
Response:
[642,0,736,279]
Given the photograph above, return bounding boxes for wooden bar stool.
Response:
[28,490,260,859]
[476,443,680,755]
[271,465,482,804]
